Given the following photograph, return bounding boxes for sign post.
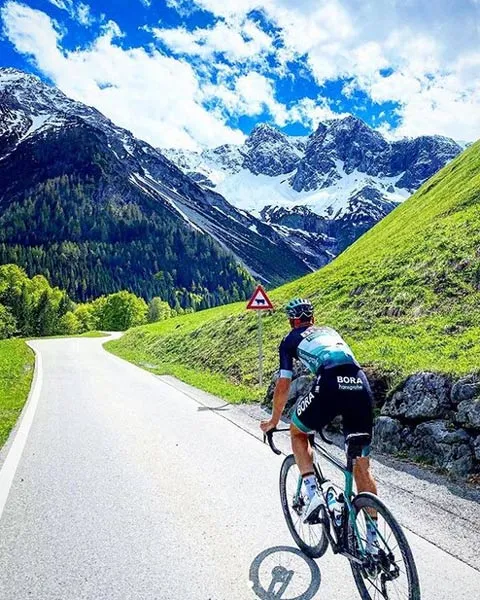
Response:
[246,285,274,386]
[257,311,263,386]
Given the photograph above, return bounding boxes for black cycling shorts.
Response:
[291,364,373,441]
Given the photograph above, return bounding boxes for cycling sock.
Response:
[366,517,379,546]
[302,474,317,499]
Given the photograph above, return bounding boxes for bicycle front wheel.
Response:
[279,454,329,559]
[347,492,420,600]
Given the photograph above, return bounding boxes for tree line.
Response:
[0,264,180,339]
[0,170,254,307]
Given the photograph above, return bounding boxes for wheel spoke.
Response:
[280,456,328,557]
[347,497,417,600]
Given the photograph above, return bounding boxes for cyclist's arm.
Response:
[261,338,293,430]
[270,377,291,425]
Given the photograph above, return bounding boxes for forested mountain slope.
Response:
[0,68,310,308]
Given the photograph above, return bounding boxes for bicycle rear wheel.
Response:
[347,492,420,600]
[279,454,328,559]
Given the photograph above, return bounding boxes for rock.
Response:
[450,455,475,478]
[263,361,313,412]
[264,372,279,408]
[362,365,392,409]
[381,372,451,421]
[474,435,480,461]
[414,420,470,445]
[410,421,474,477]
[373,417,403,454]
[243,123,300,176]
[451,374,480,405]
[455,399,480,429]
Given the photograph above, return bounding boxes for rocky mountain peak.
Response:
[245,122,284,146]
[242,122,301,177]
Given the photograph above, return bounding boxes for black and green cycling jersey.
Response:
[279,325,359,379]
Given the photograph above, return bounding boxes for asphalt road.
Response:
[0,336,479,599]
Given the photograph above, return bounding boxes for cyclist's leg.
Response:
[341,368,377,519]
[290,374,337,476]
[290,421,314,476]
[353,453,377,496]
[340,368,379,552]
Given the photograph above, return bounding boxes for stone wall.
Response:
[376,373,480,477]
[263,366,480,479]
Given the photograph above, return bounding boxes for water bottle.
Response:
[321,482,344,527]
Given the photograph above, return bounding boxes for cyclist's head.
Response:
[285,297,314,328]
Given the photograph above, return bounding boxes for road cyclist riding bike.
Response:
[260,298,420,599]
[260,298,377,542]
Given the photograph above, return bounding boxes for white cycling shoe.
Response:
[303,491,324,524]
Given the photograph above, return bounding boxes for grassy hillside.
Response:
[0,339,34,447]
[106,141,480,401]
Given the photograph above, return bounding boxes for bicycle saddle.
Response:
[345,433,371,459]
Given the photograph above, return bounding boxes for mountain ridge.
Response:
[0,68,314,304]
[110,138,480,397]
[164,116,462,265]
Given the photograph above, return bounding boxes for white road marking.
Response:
[0,345,43,521]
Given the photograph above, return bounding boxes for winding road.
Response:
[0,336,479,599]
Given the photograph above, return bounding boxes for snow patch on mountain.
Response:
[164,118,461,220]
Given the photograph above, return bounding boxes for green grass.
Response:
[0,339,35,448]
[107,141,480,399]
[78,330,110,338]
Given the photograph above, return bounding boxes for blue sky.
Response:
[1,0,479,149]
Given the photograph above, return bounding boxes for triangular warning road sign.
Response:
[246,285,273,310]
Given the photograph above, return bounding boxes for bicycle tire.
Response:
[347,492,420,600]
[279,454,329,559]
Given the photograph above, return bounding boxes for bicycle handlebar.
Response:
[263,428,288,455]
[264,426,334,454]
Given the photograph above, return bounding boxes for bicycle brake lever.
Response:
[266,429,282,455]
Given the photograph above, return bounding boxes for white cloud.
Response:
[166,0,262,19]
[1,2,244,149]
[288,97,349,129]
[47,0,95,27]
[4,0,480,144]
[76,3,94,27]
[205,73,347,130]
[165,0,196,17]
[152,17,273,63]
[171,0,480,140]
[205,72,289,124]
[47,0,73,11]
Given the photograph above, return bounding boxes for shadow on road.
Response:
[197,403,231,412]
[249,546,321,599]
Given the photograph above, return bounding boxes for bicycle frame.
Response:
[265,427,376,561]
[305,434,368,561]
[266,428,416,596]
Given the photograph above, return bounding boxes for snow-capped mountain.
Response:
[0,68,314,303]
[163,119,462,263]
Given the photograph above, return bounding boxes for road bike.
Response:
[265,428,420,600]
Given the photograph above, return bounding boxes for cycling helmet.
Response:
[285,297,314,321]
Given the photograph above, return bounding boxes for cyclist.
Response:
[260,298,378,550]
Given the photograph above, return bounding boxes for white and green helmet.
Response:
[285,297,314,320]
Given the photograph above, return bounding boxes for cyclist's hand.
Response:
[260,419,278,433]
